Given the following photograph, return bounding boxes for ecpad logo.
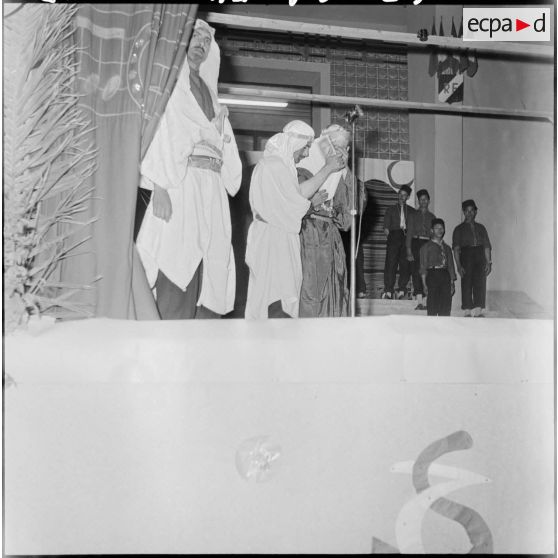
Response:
[463,8,550,42]
[468,14,545,37]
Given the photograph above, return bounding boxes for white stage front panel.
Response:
[4,316,554,554]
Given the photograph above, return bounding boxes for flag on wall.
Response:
[437,55,463,103]
[357,158,415,200]
[355,158,416,295]
[427,16,478,105]
[436,18,463,104]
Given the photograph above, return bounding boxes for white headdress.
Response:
[264,120,314,173]
[175,19,220,96]
[196,20,220,94]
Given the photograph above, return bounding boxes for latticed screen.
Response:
[219,33,409,160]
[330,51,409,160]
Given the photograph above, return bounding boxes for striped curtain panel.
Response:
[62,4,197,319]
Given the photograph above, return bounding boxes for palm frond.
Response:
[4,3,98,332]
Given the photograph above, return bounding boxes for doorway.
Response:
[221,74,316,317]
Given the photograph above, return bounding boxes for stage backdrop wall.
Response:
[407,5,554,313]
[4,316,554,555]
[462,57,554,314]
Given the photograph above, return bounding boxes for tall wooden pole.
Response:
[219,85,553,123]
[206,13,553,60]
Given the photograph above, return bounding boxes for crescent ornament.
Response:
[387,160,414,191]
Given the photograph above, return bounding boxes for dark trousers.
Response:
[460,246,487,310]
[426,269,452,316]
[410,237,429,296]
[268,300,291,319]
[384,229,410,294]
[155,262,221,319]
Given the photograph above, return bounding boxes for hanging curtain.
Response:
[134,4,197,239]
[62,3,198,319]
[140,5,197,155]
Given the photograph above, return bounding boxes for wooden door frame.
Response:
[219,55,331,132]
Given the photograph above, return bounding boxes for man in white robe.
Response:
[245,120,345,319]
[137,20,242,319]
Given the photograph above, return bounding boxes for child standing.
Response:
[419,218,456,316]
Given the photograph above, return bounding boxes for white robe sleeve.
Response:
[140,89,199,190]
[220,117,242,197]
[297,140,345,200]
[250,158,310,234]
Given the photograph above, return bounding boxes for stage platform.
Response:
[357,289,552,319]
[4,315,555,555]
